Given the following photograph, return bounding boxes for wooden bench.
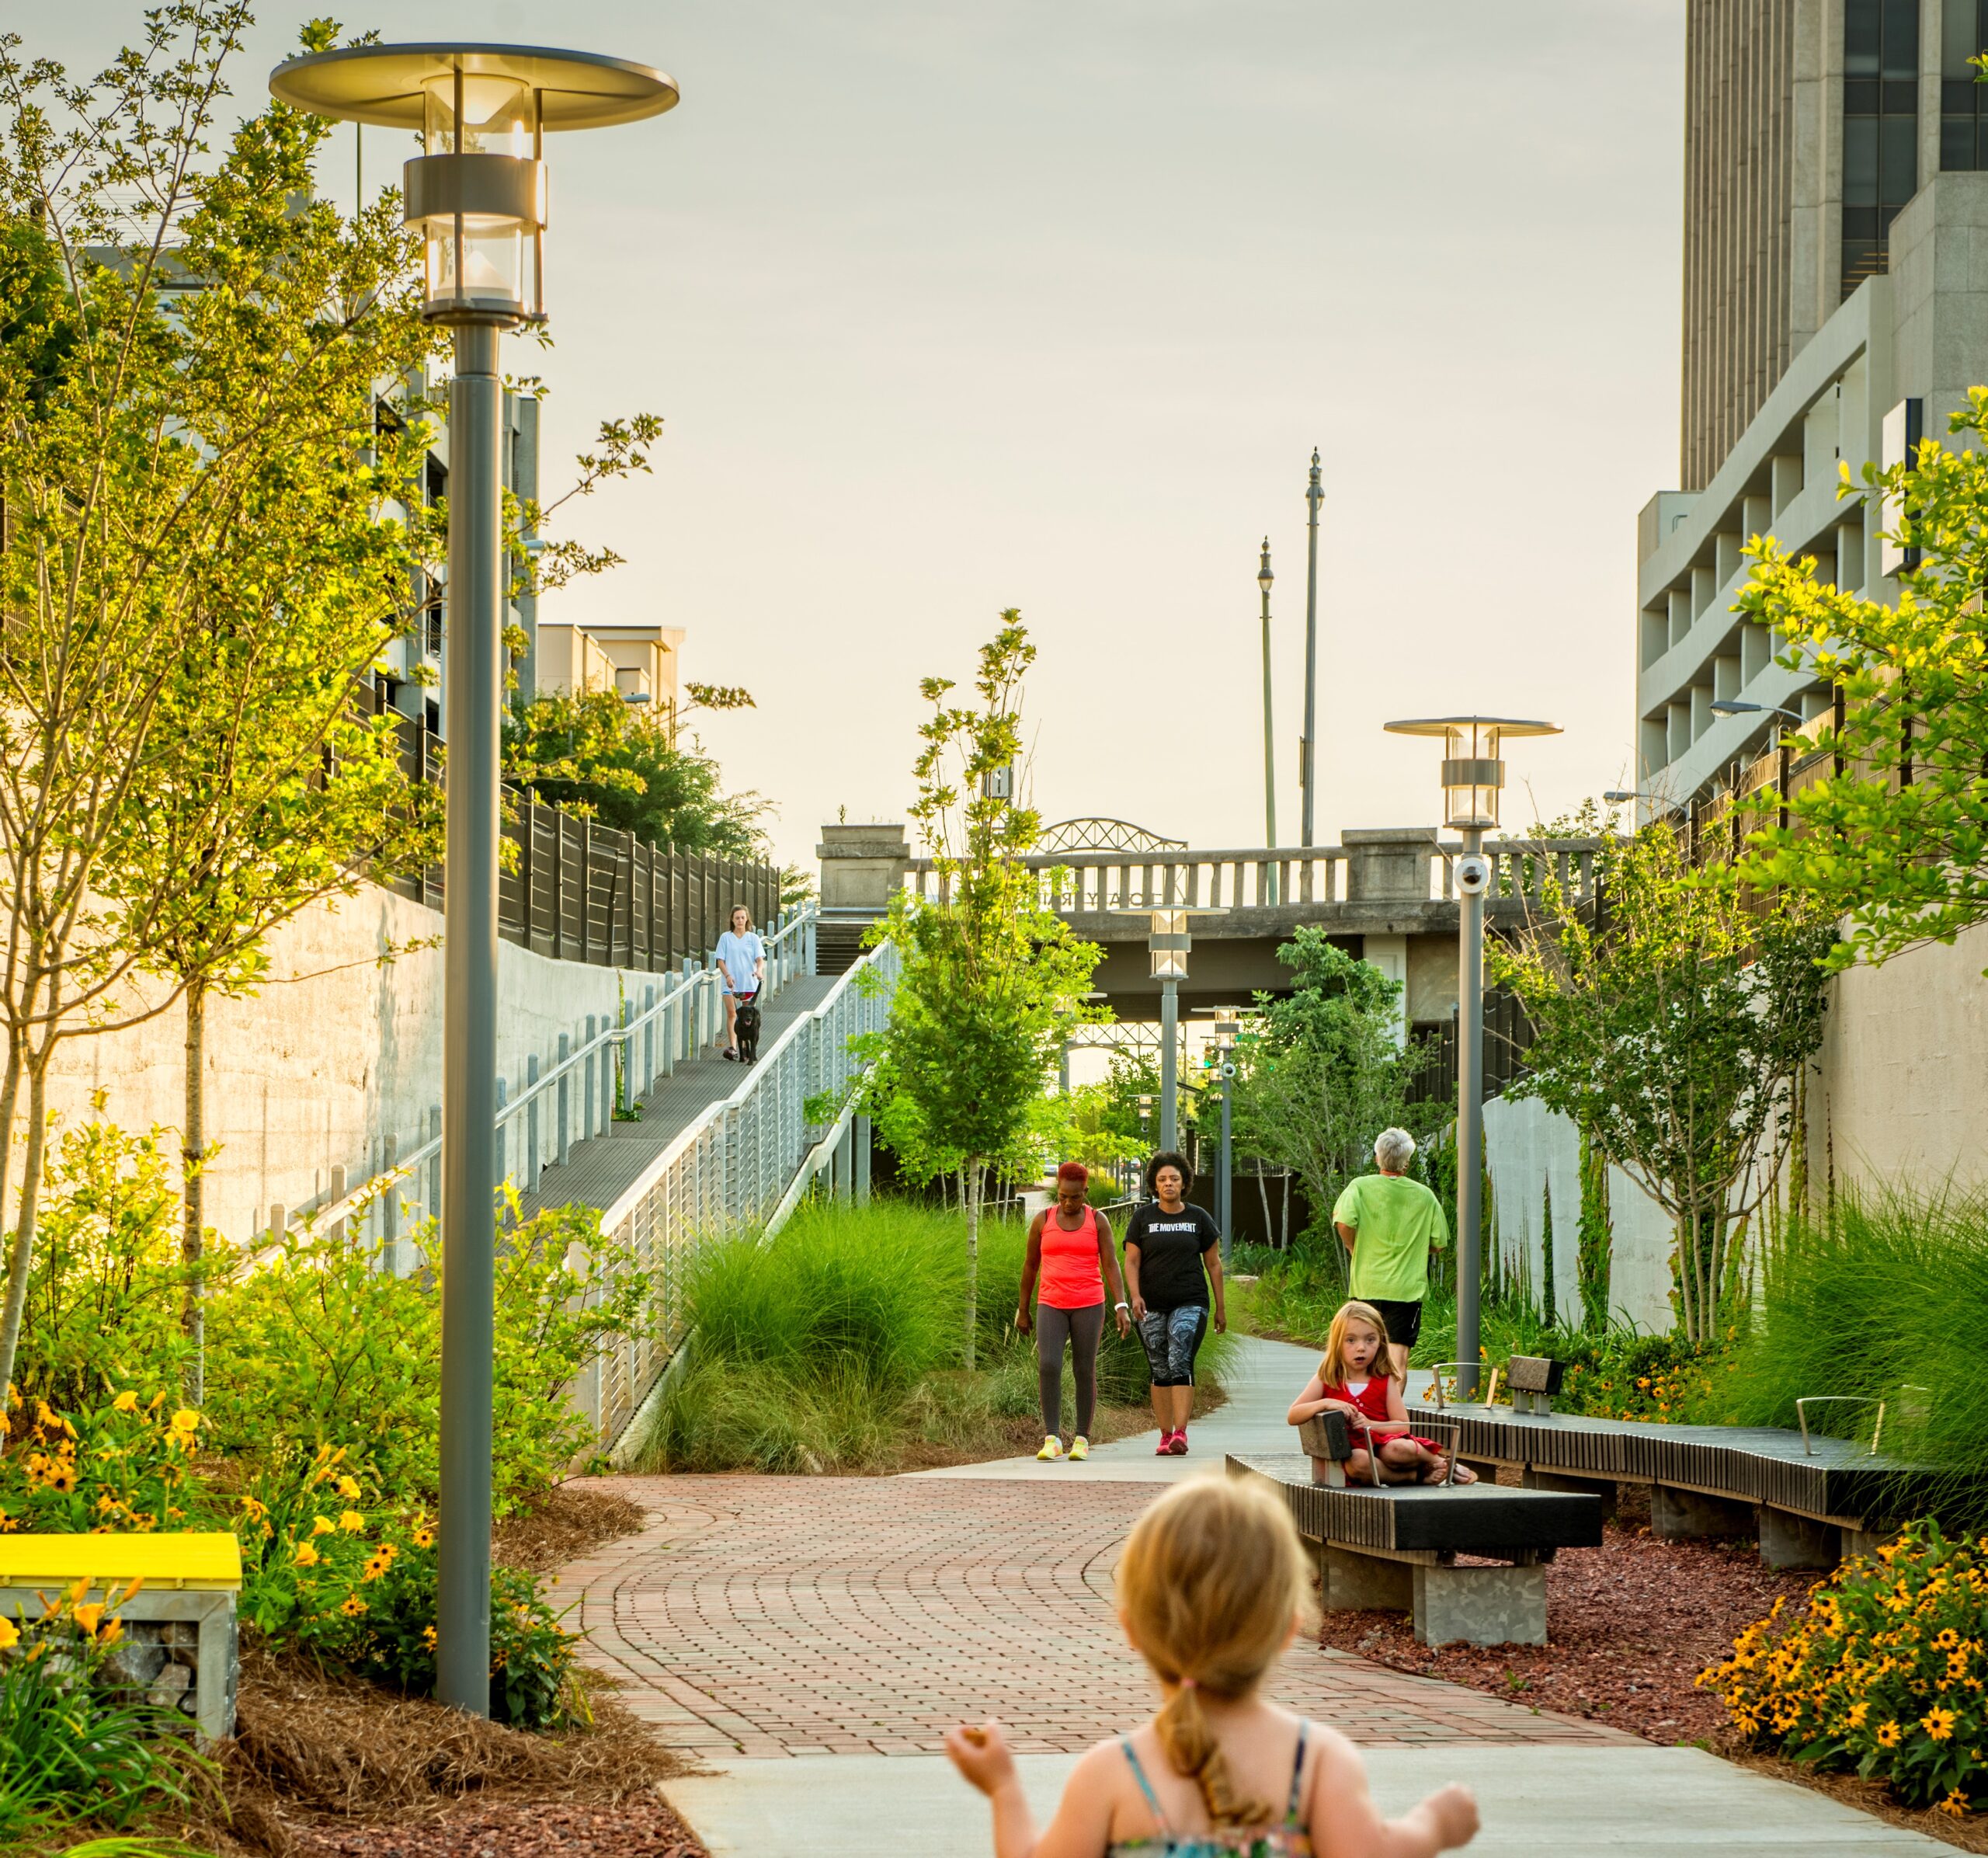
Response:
[1228,1414,1604,1647]
[1407,1377,1941,1570]
[0,1533,242,1743]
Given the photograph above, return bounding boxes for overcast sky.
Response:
[49,2,1684,870]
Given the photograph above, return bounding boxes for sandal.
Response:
[722,1047,738,1061]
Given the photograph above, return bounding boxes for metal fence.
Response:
[582,938,902,1446]
[386,716,782,969]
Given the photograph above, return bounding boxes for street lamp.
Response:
[1258,539,1277,902]
[1119,908,1224,1151]
[1710,698,1807,725]
[269,41,677,1720]
[1300,450,1322,847]
[1382,716,1559,1400]
[1210,1008,1241,1263]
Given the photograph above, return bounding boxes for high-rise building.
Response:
[1639,0,1988,809]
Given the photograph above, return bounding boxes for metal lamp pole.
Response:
[1258,540,1277,903]
[1382,716,1559,1400]
[268,42,677,1716]
[1212,1010,1239,1265]
[1300,450,1322,847]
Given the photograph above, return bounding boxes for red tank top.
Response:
[1038,1205,1105,1310]
[1321,1377,1395,1425]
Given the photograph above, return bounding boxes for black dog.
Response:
[734,993,763,1065]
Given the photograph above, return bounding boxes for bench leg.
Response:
[1521,1469,1618,1521]
[1758,1508,1839,1571]
[1317,1546,1414,1613]
[1413,1562,1547,1647]
[1651,1485,1753,1541]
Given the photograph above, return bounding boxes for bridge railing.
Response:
[900,840,1607,913]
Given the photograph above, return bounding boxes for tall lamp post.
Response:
[269,43,677,1717]
[1382,716,1559,1399]
[1122,909,1223,1151]
[1257,540,1277,903]
[1211,1007,1239,1264]
[1300,449,1322,847]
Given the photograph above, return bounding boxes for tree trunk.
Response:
[1255,1162,1274,1251]
[1279,1171,1290,1248]
[0,1055,53,1406]
[964,1159,981,1371]
[182,982,207,1406]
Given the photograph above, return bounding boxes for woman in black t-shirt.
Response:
[1122,1150,1225,1456]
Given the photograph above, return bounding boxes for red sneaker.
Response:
[1167,1429,1189,1456]
[1155,1431,1176,1456]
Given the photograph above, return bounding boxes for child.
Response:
[944,1478,1479,1857]
[1286,1302,1475,1487]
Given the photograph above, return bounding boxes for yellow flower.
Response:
[169,1408,200,1435]
[335,1476,361,1501]
[421,1625,437,1650]
[1941,1790,1970,1820]
[339,1511,365,1533]
[1847,1701,1870,1728]
[294,1542,321,1568]
[1877,1721,1903,1748]
[412,1526,435,1549]
[72,1603,105,1638]
[339,1595,367,1618]
[0,1616,16,1649]
[311,1515,336,1536]
[1937,1629,1962,1651]
[112,1391,139,1414]
[1924,1707,1957,1741]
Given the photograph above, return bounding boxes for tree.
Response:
[1229,931,1429,1266]
[1734,387,1988,969]
[1489,827,1834,1345]
[502,684,767,859]
[862,618,1102,1364]
[0,8,450,1402]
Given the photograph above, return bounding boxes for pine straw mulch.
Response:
[158,1484,706,1858]
[1315,1479,1988,1852]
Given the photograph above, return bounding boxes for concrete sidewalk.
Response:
[665,1747,1950,1855]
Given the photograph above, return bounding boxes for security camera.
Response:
[1455,854,1492,896]
[1218,1062,1237,1080]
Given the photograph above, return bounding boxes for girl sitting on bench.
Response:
[1288,1301,1475,1487]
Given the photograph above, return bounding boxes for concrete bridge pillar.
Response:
[1343,829,1437,1049]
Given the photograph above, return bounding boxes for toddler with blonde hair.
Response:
[946,1477,1477,1856]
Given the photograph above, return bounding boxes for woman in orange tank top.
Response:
[1018,1162,1133,1463]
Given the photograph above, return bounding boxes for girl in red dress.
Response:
[1286,1300,1476,1486]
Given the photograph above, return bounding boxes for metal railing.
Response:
[582,937,902,1444]
[900,839,1607,913]
[299,903,818,1254]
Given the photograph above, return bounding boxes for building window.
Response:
[1943,0,1987,168]
[1843,0,1920,301]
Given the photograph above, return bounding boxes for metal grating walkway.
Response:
[515,973,839,1222]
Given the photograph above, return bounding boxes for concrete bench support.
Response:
[1414,1561,1548,1648]
[1522,1468,1618,1519]
[1758,1507,1840,1571]
[1319,1545,1414,1613]
[1652,1484,1754,1541]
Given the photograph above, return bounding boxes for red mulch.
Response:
[1315,1485,1819,1744]
[285,1799,704,1858]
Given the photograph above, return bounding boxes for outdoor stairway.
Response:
[513,972,839,1225]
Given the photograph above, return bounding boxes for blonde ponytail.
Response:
[1117,1480,1315,1829]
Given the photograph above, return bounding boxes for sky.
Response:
[44,2,1685,871]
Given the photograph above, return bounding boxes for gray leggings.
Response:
[1036,1303,1105,1438]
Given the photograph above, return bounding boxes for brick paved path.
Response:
[555,1475,1634,1760]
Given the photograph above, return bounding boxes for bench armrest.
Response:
[1298,1411,1354,1460]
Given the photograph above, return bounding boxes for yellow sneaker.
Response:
[1035,1435,1064,1461]
[1069,1435,1090,1461]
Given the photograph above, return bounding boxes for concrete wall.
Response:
[1481,923,1988,1332]
[49,883,675,1246]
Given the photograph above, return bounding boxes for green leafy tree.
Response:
[1734,388,1988,969]
[1230,931,1429,1261]
[502,684,767,858]
[0,9,449,1403]
[862,618,1102,1363]
[1489,827,1834,1345]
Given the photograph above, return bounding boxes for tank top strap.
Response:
[1285,1719,1311,1823]
[1119,1736,1171,1838]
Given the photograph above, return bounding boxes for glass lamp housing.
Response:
[1437,720,1507,831]
[1148,909,1191,981]
[407,69,546,324]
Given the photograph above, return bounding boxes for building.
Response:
[1639,0,1988,810]
[535,618,686,722]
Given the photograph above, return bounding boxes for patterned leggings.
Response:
[1138,1303,1209,1388]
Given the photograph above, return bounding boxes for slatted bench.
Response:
[1228,1414,1604,1647]
[1406,1373,1939,1571]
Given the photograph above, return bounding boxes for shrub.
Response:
[0,1388,220,1535]
[0,1578,212,1842]
[1702,1520,1988,1816]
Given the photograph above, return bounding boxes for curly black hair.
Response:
[1144,1150,1194,1195]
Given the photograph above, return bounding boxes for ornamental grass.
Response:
[1702,1519,1988,1816]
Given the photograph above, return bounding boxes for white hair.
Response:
[1374,1127,1416,1173]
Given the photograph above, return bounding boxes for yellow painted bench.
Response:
[0,1533,242,1741]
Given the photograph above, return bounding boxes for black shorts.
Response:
[1360,1296,1423,1349]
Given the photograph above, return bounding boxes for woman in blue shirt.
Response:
[713,905,766,1060]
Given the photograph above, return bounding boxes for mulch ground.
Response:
[276,1797,704,1858]
[1314,1484,1815,1744]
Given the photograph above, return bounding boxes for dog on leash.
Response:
[734,993,763,1064]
